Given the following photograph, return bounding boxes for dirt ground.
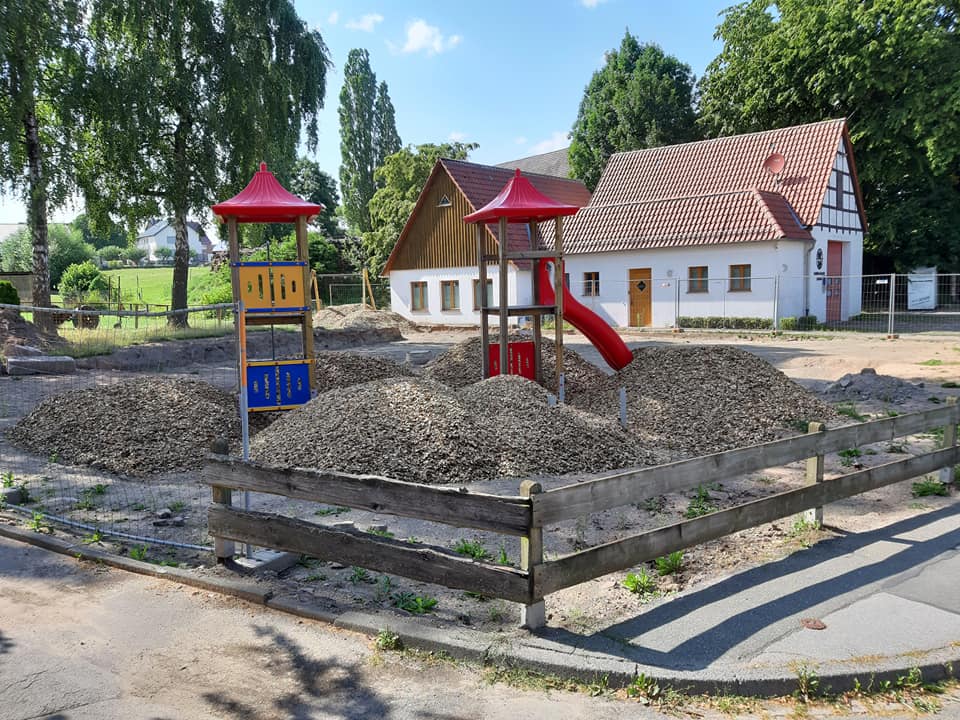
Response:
[2,327,959,636]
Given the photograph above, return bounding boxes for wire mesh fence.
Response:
[566,273,960,334]
[0,303,239,566]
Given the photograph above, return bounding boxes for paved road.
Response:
[0,535,656,720]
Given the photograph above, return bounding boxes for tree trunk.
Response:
[24,101,53,331]
[169,211,190,327]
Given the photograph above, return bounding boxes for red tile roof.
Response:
[562,189,813,253]
[564,118,863,255]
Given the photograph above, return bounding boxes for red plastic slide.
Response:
[536,259,634,371]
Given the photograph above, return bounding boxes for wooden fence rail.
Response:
[205,401,958,629]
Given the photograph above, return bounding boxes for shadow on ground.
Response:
[538,503,960,671]
[203,624,390,720]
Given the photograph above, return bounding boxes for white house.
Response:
[383,159,591,325]
[385,118,865,328]
[136,219,214,263]
[560,118,865,327]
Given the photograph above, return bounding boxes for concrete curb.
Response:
[3,522,958,697]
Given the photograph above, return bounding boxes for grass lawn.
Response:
[103,266,217,307]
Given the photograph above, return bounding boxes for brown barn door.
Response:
[628,268,652,327]
[826,241,843,323]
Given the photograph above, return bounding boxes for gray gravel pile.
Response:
[315,351,410,392]
[8,378,239,475]
[423,335,606,392]
[250,375,655,483]
[313,303,419,332]
[823,369,930,404]
[570,345,837,455]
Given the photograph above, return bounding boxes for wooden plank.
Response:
[211,485,234,561]
[534,404,960,525]
[208,505,531,603]
[477,224,489,379]
[940,397,958,485]
[804,421,825,526]
[537,446,960,596]
[295,216,316,392]
[482,305,556,316]
[202,457,531,536]
[498,216,508,375]
[519,480,545,629]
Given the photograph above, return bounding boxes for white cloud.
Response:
[346,13,383,32]
[529,131,569,154]
[580,0,608,7]
[448,131,467,142]
[327,11,339,25]
[514,136,528,145]
[400,19,461,55]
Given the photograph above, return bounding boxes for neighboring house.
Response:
[0,223,27,245]
[561,118,866,327]
[136,219,214,262]
[495,147,571,178]
[383,158,591,325]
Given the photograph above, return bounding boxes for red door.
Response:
[826,241,843,322]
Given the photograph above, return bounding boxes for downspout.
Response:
[803,235,815,317]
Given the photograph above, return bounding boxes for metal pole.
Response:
[773,274,780,331]
[887,273,896,338]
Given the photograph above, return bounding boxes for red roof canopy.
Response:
[463,169,582,224]
[211,162,323,223]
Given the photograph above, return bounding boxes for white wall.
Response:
[137,223,209,262]
[564,241,810,327]
[389,265,531,325]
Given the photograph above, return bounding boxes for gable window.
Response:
[472,279,493,310]
[440,280,460,311]
[582,271,600,296]
[437,194,451,207]
[410,281,428,311]
[688,266,708,293]
[729,264,751,292]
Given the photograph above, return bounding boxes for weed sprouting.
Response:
[623,567,657,596]
[685,485,718,518]
[912,478,949,497]
[654,550,684,576]
[453,538,490,561]
[375,629,403,651]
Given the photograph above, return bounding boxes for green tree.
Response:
[85,0,330,325]
[698,0,960,271]
[569,32,700,191]
[362,142,476,273]
[121,245,147,265]
[339,49,401,234]
[48,226,96,288]
[0,0,88,320]
[287,158,343,238]
[71,213,128,250]
[97,245,124,262]
[374,81,401,171]
[155,246,173,263]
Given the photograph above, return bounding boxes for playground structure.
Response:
[464,169,632,394]
[211,162,321,412]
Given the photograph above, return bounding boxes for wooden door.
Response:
[826,241,843,322]
[628,268,652,327]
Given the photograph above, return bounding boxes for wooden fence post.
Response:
[211,484,235,562]
[803,421,825,526]
[940,397,958,485]
[519,480,545,629]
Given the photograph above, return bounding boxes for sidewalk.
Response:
[2,502,960,699]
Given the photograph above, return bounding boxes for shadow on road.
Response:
[203,624,390,720]
[540,503,960,671]
[0,630,13,654]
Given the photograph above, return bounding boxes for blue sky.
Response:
[0,0,732,224]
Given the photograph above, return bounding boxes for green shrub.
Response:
[60,261,109,301]
[0,280,19,305]
[98,245,124,262]
[677,316,773,330]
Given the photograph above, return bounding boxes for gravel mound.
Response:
[423,335,606,392]
[315,351,410,392]
[314,303,419,333]
[570,345,837,455]
[823,369,930,404]
[8,377,239,475]
[250,375,656,483]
